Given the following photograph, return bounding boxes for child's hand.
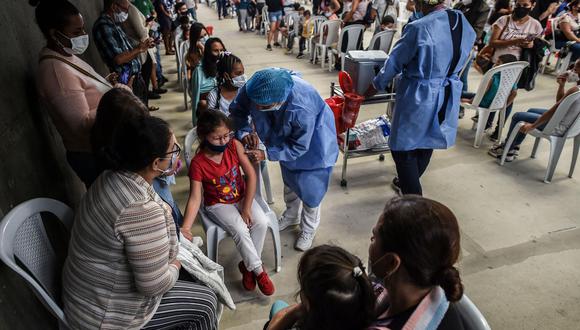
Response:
[180,227,194,241]
[241,208,253,227]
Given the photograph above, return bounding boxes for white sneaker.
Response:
[278,215,300,231]
[295,232,315,251]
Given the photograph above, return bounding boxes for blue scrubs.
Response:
[229,75,339,208]
[373,8,476,152]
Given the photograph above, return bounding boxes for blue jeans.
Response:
[556,41,580,61]
[155,44,163,82]
[506,108,548,149]
[460,57,473,92]
[188,7,197,21]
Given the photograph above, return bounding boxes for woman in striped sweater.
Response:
[62,115,218,329]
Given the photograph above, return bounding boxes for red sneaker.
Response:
[238,261,256,291]
[256,271,275,296]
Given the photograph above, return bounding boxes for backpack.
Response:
[362,0,374,25]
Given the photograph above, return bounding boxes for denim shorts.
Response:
[268,10,283,22]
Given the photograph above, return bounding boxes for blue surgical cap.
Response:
[246,68,295,105]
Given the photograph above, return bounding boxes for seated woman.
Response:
[91,88,184,233]
[181,110,275,296]
[342,0,370,26]
[368,196,466,329]
[189,37,226,125]
[555,0,580,61]
[62,115,218,329]
[265,245,376,330]
[207,52,247,115]
[488,59,580,161]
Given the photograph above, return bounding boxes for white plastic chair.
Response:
[261,6,271,36]
[329,24,365,72]
[307,16,328,60]
[179,40,190,110]
[460,61,529,148]
[313,19,341,70]
[456,295,492,330]
[0,198,74,329]
[500,91,580,183]
[281,13,301,50]
[367,29,396,53]
[183,130,281,272]
[174,30,184,85]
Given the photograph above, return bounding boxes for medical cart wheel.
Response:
[379,154,385,161]
[340,179,347,187]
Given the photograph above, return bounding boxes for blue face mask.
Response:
[205,140,228,153]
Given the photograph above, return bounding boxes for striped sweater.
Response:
[62,170,179,329]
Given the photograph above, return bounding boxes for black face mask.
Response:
[513,6,531,19]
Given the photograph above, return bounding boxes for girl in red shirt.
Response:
[182,110,275,295]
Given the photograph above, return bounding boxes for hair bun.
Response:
[437,267,463,302]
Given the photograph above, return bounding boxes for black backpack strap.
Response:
[438,10,464,124]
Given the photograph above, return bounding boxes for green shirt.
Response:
[133,0,154,16]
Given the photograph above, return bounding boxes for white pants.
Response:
[282,185,321,235]
[206,199,268,272]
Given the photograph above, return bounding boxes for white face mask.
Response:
[157,152,178,176]
[567,70,580,83]
[57,32,89,55]
[231,74,247,88]
[200,35,209,44]
[114,11,129,23]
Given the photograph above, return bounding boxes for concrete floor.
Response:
[152,5,580,329]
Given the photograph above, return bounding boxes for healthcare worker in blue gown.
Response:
[229,68,338,252]
[367,0,476,195]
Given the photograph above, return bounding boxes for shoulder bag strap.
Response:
[39,55,112,88]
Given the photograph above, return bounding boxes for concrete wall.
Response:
[0,1,106,328]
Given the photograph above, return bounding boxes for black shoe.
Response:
[391,177,402,196]
[148,92,161,100]
[273,42,282,47]
[489,128,499,142]
[459,108,465,119]
[158,79,166,87]
[296,53,304,59]
[266,44,272,51]
[153,88,167,94]
[239,27,243,31]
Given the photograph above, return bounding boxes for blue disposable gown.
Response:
[373,9,476,151]
[229,75,339,207]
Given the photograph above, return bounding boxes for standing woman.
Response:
[368,0,475,195]
[229,68,339,251]
[32,0,121,187]
[266,0,285,50]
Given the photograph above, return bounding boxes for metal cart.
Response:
[330,82,396,187]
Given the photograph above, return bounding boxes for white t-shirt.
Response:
[207,88,233,116]
[492,15,543,63]
[185,0,196,9]
[372,0,399,20]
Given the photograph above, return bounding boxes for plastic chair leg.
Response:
[261,161,274,204]
[473,109,491,148]
[569,136,580,178]
[268,216,282,273]
[497,108,506,143]
[531,137,541,158]
[206,227,219,262]
[320,47,327,69]
[544,137,566,183]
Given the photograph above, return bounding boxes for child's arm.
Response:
[181,179,203,241]
[235,139,256,226]
[506,89,518,106]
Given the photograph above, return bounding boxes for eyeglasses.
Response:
[208,132,234,144]
[162,142,182,158]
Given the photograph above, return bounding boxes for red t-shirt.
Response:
[189,140,246,206]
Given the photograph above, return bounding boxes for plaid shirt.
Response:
[92,13,141,75]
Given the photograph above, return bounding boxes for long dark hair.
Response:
[29,0,80,38]
[297,245,376,330]
[377,196,464,302]
[91,89,149,171]
[202,37,226,78]
[488,0,511,24]
[105,116,172,172]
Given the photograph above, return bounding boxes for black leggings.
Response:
[391,149,434,195]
